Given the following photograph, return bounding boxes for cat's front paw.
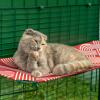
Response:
[31,70,43,77]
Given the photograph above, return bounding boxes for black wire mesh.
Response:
[0,69,99,100]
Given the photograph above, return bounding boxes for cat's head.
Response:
[20,28,47,52]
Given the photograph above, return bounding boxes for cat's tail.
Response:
[53,60,93,75]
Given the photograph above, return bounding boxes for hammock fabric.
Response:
[0,41,100,83]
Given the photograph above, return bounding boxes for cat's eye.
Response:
[35,40,38,43]
[41,43,45,45]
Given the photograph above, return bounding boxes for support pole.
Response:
[98,69,100,100]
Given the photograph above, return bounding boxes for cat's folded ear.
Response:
[24,28,35,35]
[43,34,47,41]
[24,28,48,40]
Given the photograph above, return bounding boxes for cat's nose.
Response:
[37,47,40,51]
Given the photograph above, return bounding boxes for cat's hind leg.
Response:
[53,60,92,75]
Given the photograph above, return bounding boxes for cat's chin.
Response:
[33,51,39,56]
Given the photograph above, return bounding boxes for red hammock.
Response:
[0,41,100,83]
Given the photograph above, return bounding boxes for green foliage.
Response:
[0,74,98,100]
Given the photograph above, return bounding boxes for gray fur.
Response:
[13,29,92,77]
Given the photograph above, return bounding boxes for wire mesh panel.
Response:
[0,0,99,57]
[0,69,99,100]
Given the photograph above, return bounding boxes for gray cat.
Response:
[13,29,92,77]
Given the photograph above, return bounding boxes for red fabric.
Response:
[0,41,100,83]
